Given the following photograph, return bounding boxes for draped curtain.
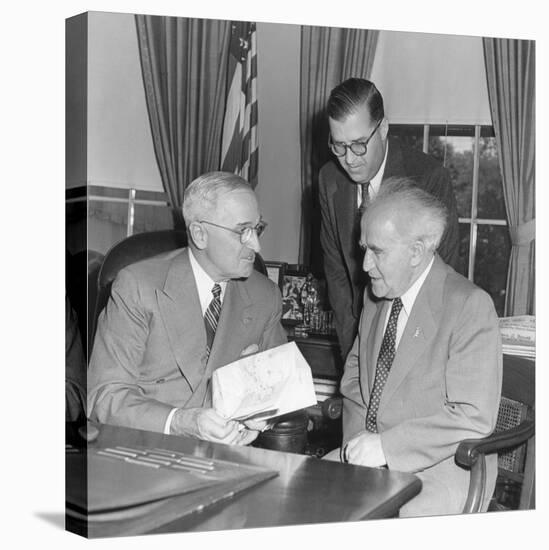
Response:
[299,26,379,269]
[135,15,231,228]
[483,38,535,315]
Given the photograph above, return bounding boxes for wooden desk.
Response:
[67,423,421,537]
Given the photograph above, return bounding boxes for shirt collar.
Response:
[188,248,227,314]
[399,255,434,317]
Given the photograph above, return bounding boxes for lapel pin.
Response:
[413,327,421,338]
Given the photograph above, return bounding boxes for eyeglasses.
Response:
[329,118,383,157]
[199,219,267,244]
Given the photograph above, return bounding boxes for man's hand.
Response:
[234,426,261,446]
[242,418,271,432]
[170,407,242,444]
[230,417,274,446]
[345,431,387,467]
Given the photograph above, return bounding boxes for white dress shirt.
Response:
[163,248,227,434]
[188,247,228,313]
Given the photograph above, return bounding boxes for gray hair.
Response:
[365,177,448,252]
[182,171,252,226]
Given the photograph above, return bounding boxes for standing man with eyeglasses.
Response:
[88,172,286,444]
[319,77,460,359]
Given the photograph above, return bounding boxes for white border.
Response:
[5,1,545,549]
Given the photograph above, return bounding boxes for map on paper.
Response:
[212,342,317,421]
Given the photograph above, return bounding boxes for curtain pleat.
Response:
[135,15,231,228]
[299,26,379,269]
[483,38,535,315]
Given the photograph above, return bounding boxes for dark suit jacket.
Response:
[319,137,460,358]
[88,248,287,433]
[340,256,502,516]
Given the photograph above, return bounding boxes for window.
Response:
[65,186,174,257]
[390,125,510,315]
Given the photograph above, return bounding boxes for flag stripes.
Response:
[221,21,258,187]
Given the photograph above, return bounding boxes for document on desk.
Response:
[212,341,317,421]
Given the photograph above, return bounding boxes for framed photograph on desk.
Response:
[281,268,308,325]
[264,261,287,291]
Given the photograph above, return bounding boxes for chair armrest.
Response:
[456,420,534,469]
[456,419,534,513]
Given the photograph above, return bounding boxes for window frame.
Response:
[389,123,508,284]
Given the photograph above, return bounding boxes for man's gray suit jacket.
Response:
[88,247,287,433]
[340,256,502,517]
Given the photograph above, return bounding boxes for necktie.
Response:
[365,297,403,433]
[359,182,370,214]
[204,283,222,359]
[354,181,370,256]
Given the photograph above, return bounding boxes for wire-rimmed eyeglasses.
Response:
[328,118,383,157]
[199,219,267,244]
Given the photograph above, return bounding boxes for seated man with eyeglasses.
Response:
[88,171,287,444]
[319,77,460,360]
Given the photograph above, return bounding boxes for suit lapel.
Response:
[206,280,254,374]
[333,172,359,278]
[360,297,389,400]
[191,280,255,408]
[382,138,405,181]
[369,299,389,380]
[378,257,447,414]
[156,249,207,391]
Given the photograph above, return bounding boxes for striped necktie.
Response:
[204,283,222,359]
[365,297,403,433]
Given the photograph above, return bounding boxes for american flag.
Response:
[221,21,258,187]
